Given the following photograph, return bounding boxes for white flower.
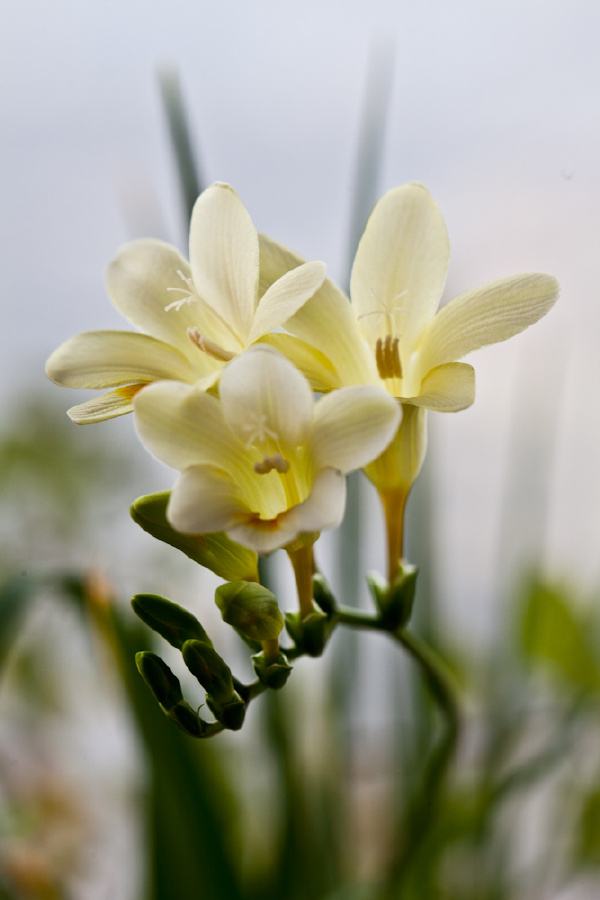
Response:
[133,346,401,553]
[46,183,326,423]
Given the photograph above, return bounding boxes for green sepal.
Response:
[168,700,208,737]
[215,581,284,642]
[312,573,337,616]
[135,651,183,710]
[368,564,418,630]
[285,610,336,657]
[206,695,246,731]
[132,593,211,649]
[252,650,292,690]
[130,491,259,582]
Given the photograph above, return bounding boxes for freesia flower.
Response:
[45,183,326,423]
[133,345,400,553]
[259,182,559,413]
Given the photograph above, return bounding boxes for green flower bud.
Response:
[182,640,235,704]
[252,650,292,690]
[285,610,336,657]
[132,593,211,649]
[131,491,259,582]
[206,695,246,731]
[135,651,182,710]
[168,700,207,738]
[216,581,284,643]
[312,573,337,616]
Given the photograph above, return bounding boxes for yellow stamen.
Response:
[187,328,235,362]
[375,335,402,379]
[253,454,290,475]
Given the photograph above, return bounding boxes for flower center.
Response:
[164,270,198,312]
[375,335,403,380]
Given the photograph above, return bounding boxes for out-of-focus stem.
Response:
[287,542,315,620]
[381,488,408,583]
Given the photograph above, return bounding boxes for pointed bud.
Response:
[182,640,234,704]
[216,581,284,643]
[135,651,182,710]
[132,593,211,649]
[131,491,259,581]
[252,650,293,690]
[168,700,208,737]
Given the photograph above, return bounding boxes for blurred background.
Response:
[1,1,600,898]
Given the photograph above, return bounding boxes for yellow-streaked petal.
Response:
[67,383,145,424]
[45,330,196,388]
[364,404,427,494]
[133,380,241,472]
[281,468,346,535]
[248,260,326,343]
[259,234,378,386]
[407,363,475,412]
[311,386,401,473]
[418,273,559,373]
[168,465,250,534]
[350,183,449,350]
[189,183,259,343]
[106,239,199,358]
[261,333,340,391]
[219,345,313,448]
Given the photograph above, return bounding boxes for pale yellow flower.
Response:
[259,182,559,412]
[133,345,401,553]
[46,183,326,423]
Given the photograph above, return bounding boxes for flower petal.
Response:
[364,404,427,494]
[418,274,559,373]
[189,183,259,343]
[248,260,326,343]
[133,380,241,472]
[168,465,250,534]
[311,386,401,473]
[259,234,378,386]
[281,468,346,535]
[350,183,449,350]
[219,345,313,448]
[407,363,475,412]
[261,333,340,391]
[46,330,196,388]
[67,384,145,424]
[227,519,299,555]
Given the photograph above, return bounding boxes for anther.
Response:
[187,328,235,362]
[254,454,290,475]
[375,335,403,379]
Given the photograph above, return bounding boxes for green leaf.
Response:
[519,578,600,693]
[130,491,258,582]
[0,575,38,671]
[575,787,600,867]
[215,581,284,642]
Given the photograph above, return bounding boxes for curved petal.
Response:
[67,384,144,424]
[364,404,428,494]
[311,386,401,473]
[219,345,313,448]
[45,330,196,388]
[281,467,346,534]
[189,183,259,343]
[407,363,475,412]
[350,183,449,350]
[259,234,378,386]
[418,273,559,373]
[227,519,299,555]
[261,333,340,391]
[248,260,326,343]
[167,465,250,534]
[133,380,241,472]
